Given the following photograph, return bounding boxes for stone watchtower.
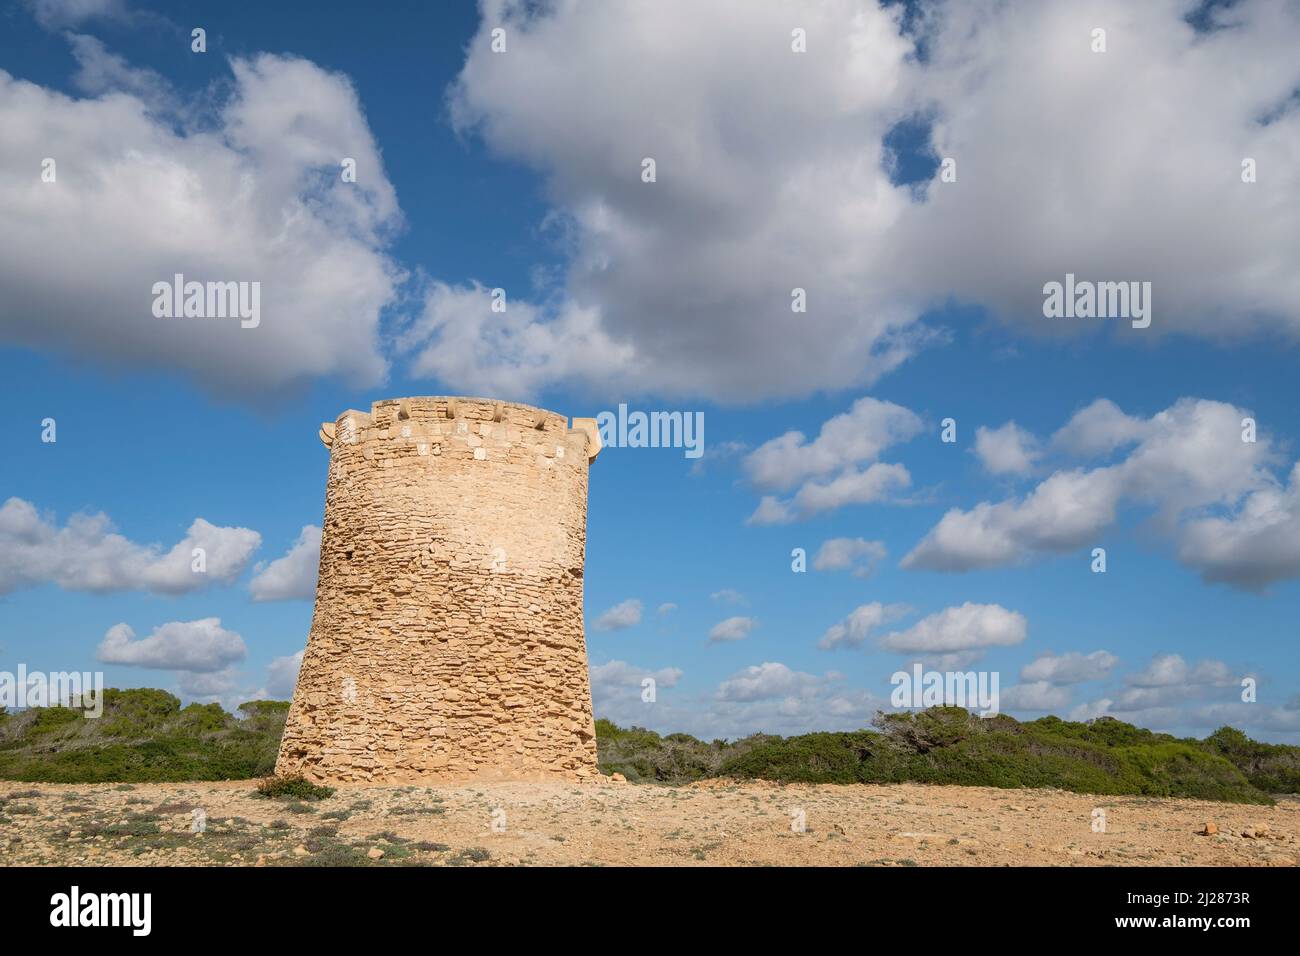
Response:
[275,396,602,784]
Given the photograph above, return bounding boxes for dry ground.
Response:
[1,778,1296,866]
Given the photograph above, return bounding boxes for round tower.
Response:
[275,396,603,783]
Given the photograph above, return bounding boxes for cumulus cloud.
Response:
[708,616,756,643]
[974,422,1040,476]
[592,660,683,695]
[265,650,305,699]
[744,398,921,523]
[819,602,909,650]
[593,663,885,740]
[1050,399,1148,458]
[879,602,1027,655]
[249,525,321,601]
[431,0,1300,403]
[400,281,634,401]
[1176,462,1300,590]
[1105,654,1242,711]
[1000,681,1072,712]
[0,45,403,400]
[716,662,820,703]
[656,602,678,615]
[813,537,888,577]
[903,398,1290,584]
[710,589,747,605]
[1020,650,1118,684]
[66,33,172,110]
[26,0,126,29]
[699,662,890,737]
[177,668,245,699]
[587,660,691,732]
[0,497,260,595]
[592,598,643,632]
[440,0,927,402]
[894,0,1300,346]
[97,618,246,672]
[1068,655,1287,739]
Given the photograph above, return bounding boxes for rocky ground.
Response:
[1,778,1296,866]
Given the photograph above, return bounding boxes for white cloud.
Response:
[1108,654,1241,711]
[401,281,634,401]
[903,467,1124,571]
[97,618,246,672]
[709,588,747,605]
[1068,699,1113,723]
[1001,681,1071,711]
[592,598,643,632]
[591,660,683,694]
[744,398,921,524]
[1051,399,1148,458]
[688,440,749,477]
[974,422,1040,476]
[66,33,172,110]
[813,537,887,577]
[1176,461,1300,590]
[0,46,403,399]
[1069,659,1297,740]
[249,525,321,601]
[265,650,305,699]
[589,659,687,731]
[656,602,678,615]
[819,601,909,650]
[442,0,925,402]
[177,667,245,700]
[745,398,923,491]
[716,662,820,703]
[708,616,756,643]
[1127,653,1236,689]
[904,398,1285,580]
[897,0,1300,347]
[434,0,1300,402]
[761,463,911,524]
[27,0,126,29]
[879,602,1027,655]
[1020,650,1118,684]
[0,497,259,595]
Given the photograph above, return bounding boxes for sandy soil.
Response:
[2,778,1296,866]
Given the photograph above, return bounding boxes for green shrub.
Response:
[3,686,1297,805]
[255,775,335,802]
[1200,725,1300,793]
[30,707,83,734]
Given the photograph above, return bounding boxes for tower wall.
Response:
[275,396,601,783]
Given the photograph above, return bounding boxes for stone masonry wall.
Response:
[275,396,601,784]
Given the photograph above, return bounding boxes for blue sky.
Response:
[2,0,1299,741]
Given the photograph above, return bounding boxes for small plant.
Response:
[254,775,335,802]
[448,846,491,865]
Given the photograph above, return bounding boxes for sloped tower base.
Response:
[276,396,602,784]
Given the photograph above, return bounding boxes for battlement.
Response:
[318,395,600,461]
